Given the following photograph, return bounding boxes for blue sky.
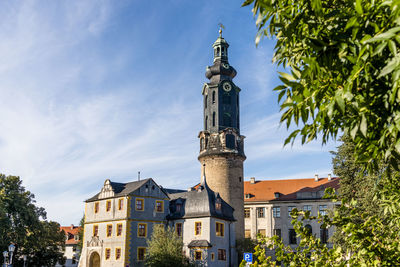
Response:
[0,0,337,225]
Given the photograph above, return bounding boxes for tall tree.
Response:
[243,0,400,173]
[0,174,65,266]
[145,225,191,267]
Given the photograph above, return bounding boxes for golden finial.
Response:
[218,23,225,37]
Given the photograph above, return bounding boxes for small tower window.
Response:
[212,91,216,104]
[221,47,225,56]
[216,47,220,57]
[212,112,216,127]
[205,116,208,130]
[200,138,205,150]
[205,95,208,108]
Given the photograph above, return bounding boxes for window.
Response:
[138,247,146,261]
[106,200,111,212]
[212,112,216,127]
[320,226,329,244]
[304,224,312,236]
[93,225,98,236]
[118,198,124,210]
[288,206,296,217]
[319,205,327,216]
[195,250,202,260]
[257,207,265,218]
[205,116,208,130]
[289,229,297,244]
[195,222,202,235]
[117,223,123,236]
[105,248,111,260]
[216,222,224,237]
[273,207,281,218]
[94,202,99,213]
[244,208,250,218]
[212,91,216,103]
[215,201,221,210]
[218,249,226,261]
[205,95,208,108]
[176,203,182,212]
[245,229,251,238]
[138,223,147,237]
[257,229,266,236]
[303,205,312,215]
[211,253,215,261]
[115,248,121,260]
[176,223,182,237]
[74,235,79,241]
[107,224,112,237]
[273,228,281,238]
[136,198,144,211]
[72,257,76,264]
[155,200,163,212]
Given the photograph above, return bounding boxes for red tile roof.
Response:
[244,177,339,202]
[60,225,81,245]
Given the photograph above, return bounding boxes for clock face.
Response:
[222,82,232,92]
[222,63,230,69]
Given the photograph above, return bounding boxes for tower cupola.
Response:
[213,28,229,63]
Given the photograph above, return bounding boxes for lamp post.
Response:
[2,244,15,267]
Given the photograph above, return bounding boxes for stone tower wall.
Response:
[200,154,244,240]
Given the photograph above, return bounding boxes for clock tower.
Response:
[198,30,246,240]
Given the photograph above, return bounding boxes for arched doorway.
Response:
[89,251,100,267]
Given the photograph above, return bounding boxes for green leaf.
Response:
[365,27,400,43]
[279,72,295,81]
[345,17,359,30]
[360,115,367,137]
[335,92,345,113]
[355,0,363,15]
[389,40,397,56]
[379,55,400,78]
[373,42,387,56]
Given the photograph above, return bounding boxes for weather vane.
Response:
[218,23,225,37]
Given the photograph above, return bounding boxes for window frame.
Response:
[176,223,183,237]
[106,224,112,237]
[137,247,146,261]
[105,248,111,260]
[319,205,328,216]
[273,207,281,218]
[93,225,99,236]
[195,222,202,236]
[138,223,147,238]
[118,198,124,210]
[94,202,99,213]
[216,222,224,237]
[115,247,122,260]
[303,205,312,215]
[273,228,281,238]
[195,250,202,261]
[155,200,164,213]
[289,229,297,244]
[217,249,226,261]
[135,198,144,211]
[244,208,250,218]
[106,200,111,212]
[116,223,123,236]
[257,207,265,218]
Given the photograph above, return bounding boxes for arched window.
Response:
[205,116,208,130]
[305,224,312,236]
[205,95,208,108]
[212,91,216,104]
[223,113,231,127]
[212,112,216,127]
[216,47,220,56]
[200,138,204,150]
[221,47,225,56]
[320,226,328,243]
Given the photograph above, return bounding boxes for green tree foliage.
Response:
[240,182,400,266]
[236,238,258,264]
[145,224,191,267]
[243,0,400,173]
[0,174,65,266]
[76,214,85,259]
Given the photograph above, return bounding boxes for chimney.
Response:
[250,177,256,184]
[328,174,332,181]
[138,171,141,181]
[314,174,319,181]
[274,192,280,198]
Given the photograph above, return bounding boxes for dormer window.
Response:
[245,194,251,199]
[215,199,222,211]
[176,203,182,212]
[274,192,281,198]
[74,235,79,241]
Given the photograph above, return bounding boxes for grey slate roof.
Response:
[167,180,235,221]
[86,178,153,202]
[188,240,212,248]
